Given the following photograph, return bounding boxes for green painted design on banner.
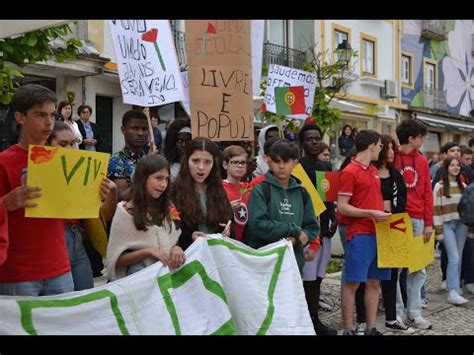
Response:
[206,238,287,335]
[17,289,129,335]
[157,260,232,335]
[211,318,237,335]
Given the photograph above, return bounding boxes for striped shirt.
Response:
[433,181,466,237]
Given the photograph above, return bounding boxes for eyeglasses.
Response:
[229,160,247,167]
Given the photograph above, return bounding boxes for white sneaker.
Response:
[458,288,464,296]
[355,322,366,335]
[319,299,333,311]
[447,290,469,305]
[385,320,416,334]
[441,280,447,291]
[465,283,474,294]
[421,298,429,308]
[407,316,432,330]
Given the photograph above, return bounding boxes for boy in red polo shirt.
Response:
[338,130,391,336]
[0,84,73,296]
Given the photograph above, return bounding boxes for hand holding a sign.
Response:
[304,247,317,261]
[147,247,170,267]
[3,185,42,211]
[371,210,392,221]
[298,230,309,247]
[192,231,206,241]
[423,226,433,243]
[220,220,232,238]
[169,245,186,270]
[229,199,241,211]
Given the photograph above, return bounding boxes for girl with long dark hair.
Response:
[171,137,234,250]
[107,155,184,281]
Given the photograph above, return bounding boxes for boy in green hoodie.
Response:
[247,139,320,272]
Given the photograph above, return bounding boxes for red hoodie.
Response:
[394,148,433,227]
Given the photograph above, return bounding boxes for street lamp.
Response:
[336,39,352,69]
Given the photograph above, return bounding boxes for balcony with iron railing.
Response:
[422,88,447,111]
[262,42,306,70]
[421,20,447,41]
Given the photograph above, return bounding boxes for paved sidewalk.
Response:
[319,257,474,335]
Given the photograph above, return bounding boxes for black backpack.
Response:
[241,181,309,244]
[458,183,474,226]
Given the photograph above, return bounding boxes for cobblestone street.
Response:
[319,257,474,335]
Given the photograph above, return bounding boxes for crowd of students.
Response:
[0,84,473,336]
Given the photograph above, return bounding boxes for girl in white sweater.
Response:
[107,155,185,281]
[433,156,469,305]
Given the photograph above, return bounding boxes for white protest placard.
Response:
[264,64,317,119]
[251,20,265,97]
[108,20,185,107]
[0,237,314,335]
[180,71,191,116]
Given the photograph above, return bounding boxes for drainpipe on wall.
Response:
[81,77,86,105]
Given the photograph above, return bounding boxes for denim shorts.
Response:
[344,234,391,282]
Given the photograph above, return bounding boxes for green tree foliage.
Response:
[303,45,358,136]
[0,24,82,104]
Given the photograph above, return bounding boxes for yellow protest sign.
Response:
[408,231,435,274]
[375,213,434,272]
[82,215,108,258]
[25,145,110,219]
[291,163,326,217]
[375,213,412,268]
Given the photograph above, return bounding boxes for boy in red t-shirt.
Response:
[222,145,252,242]
[338,130,391,336]
[0,84,73,296]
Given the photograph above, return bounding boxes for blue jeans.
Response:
[0,271,74,296]
[65,223,94,291]
[396,218,426,319]
[443,220,468,291]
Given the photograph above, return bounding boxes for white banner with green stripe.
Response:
[0,236,315,335]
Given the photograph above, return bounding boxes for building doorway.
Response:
[96,95,113,153]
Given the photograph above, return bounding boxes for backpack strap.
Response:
[300,186,309,207]
[261,180,272,205]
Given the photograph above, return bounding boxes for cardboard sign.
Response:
[185,20,254,141]
[264,64,316,119]
[108,20,185,107]
[375,213,435,272]
[25,146,110,219]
